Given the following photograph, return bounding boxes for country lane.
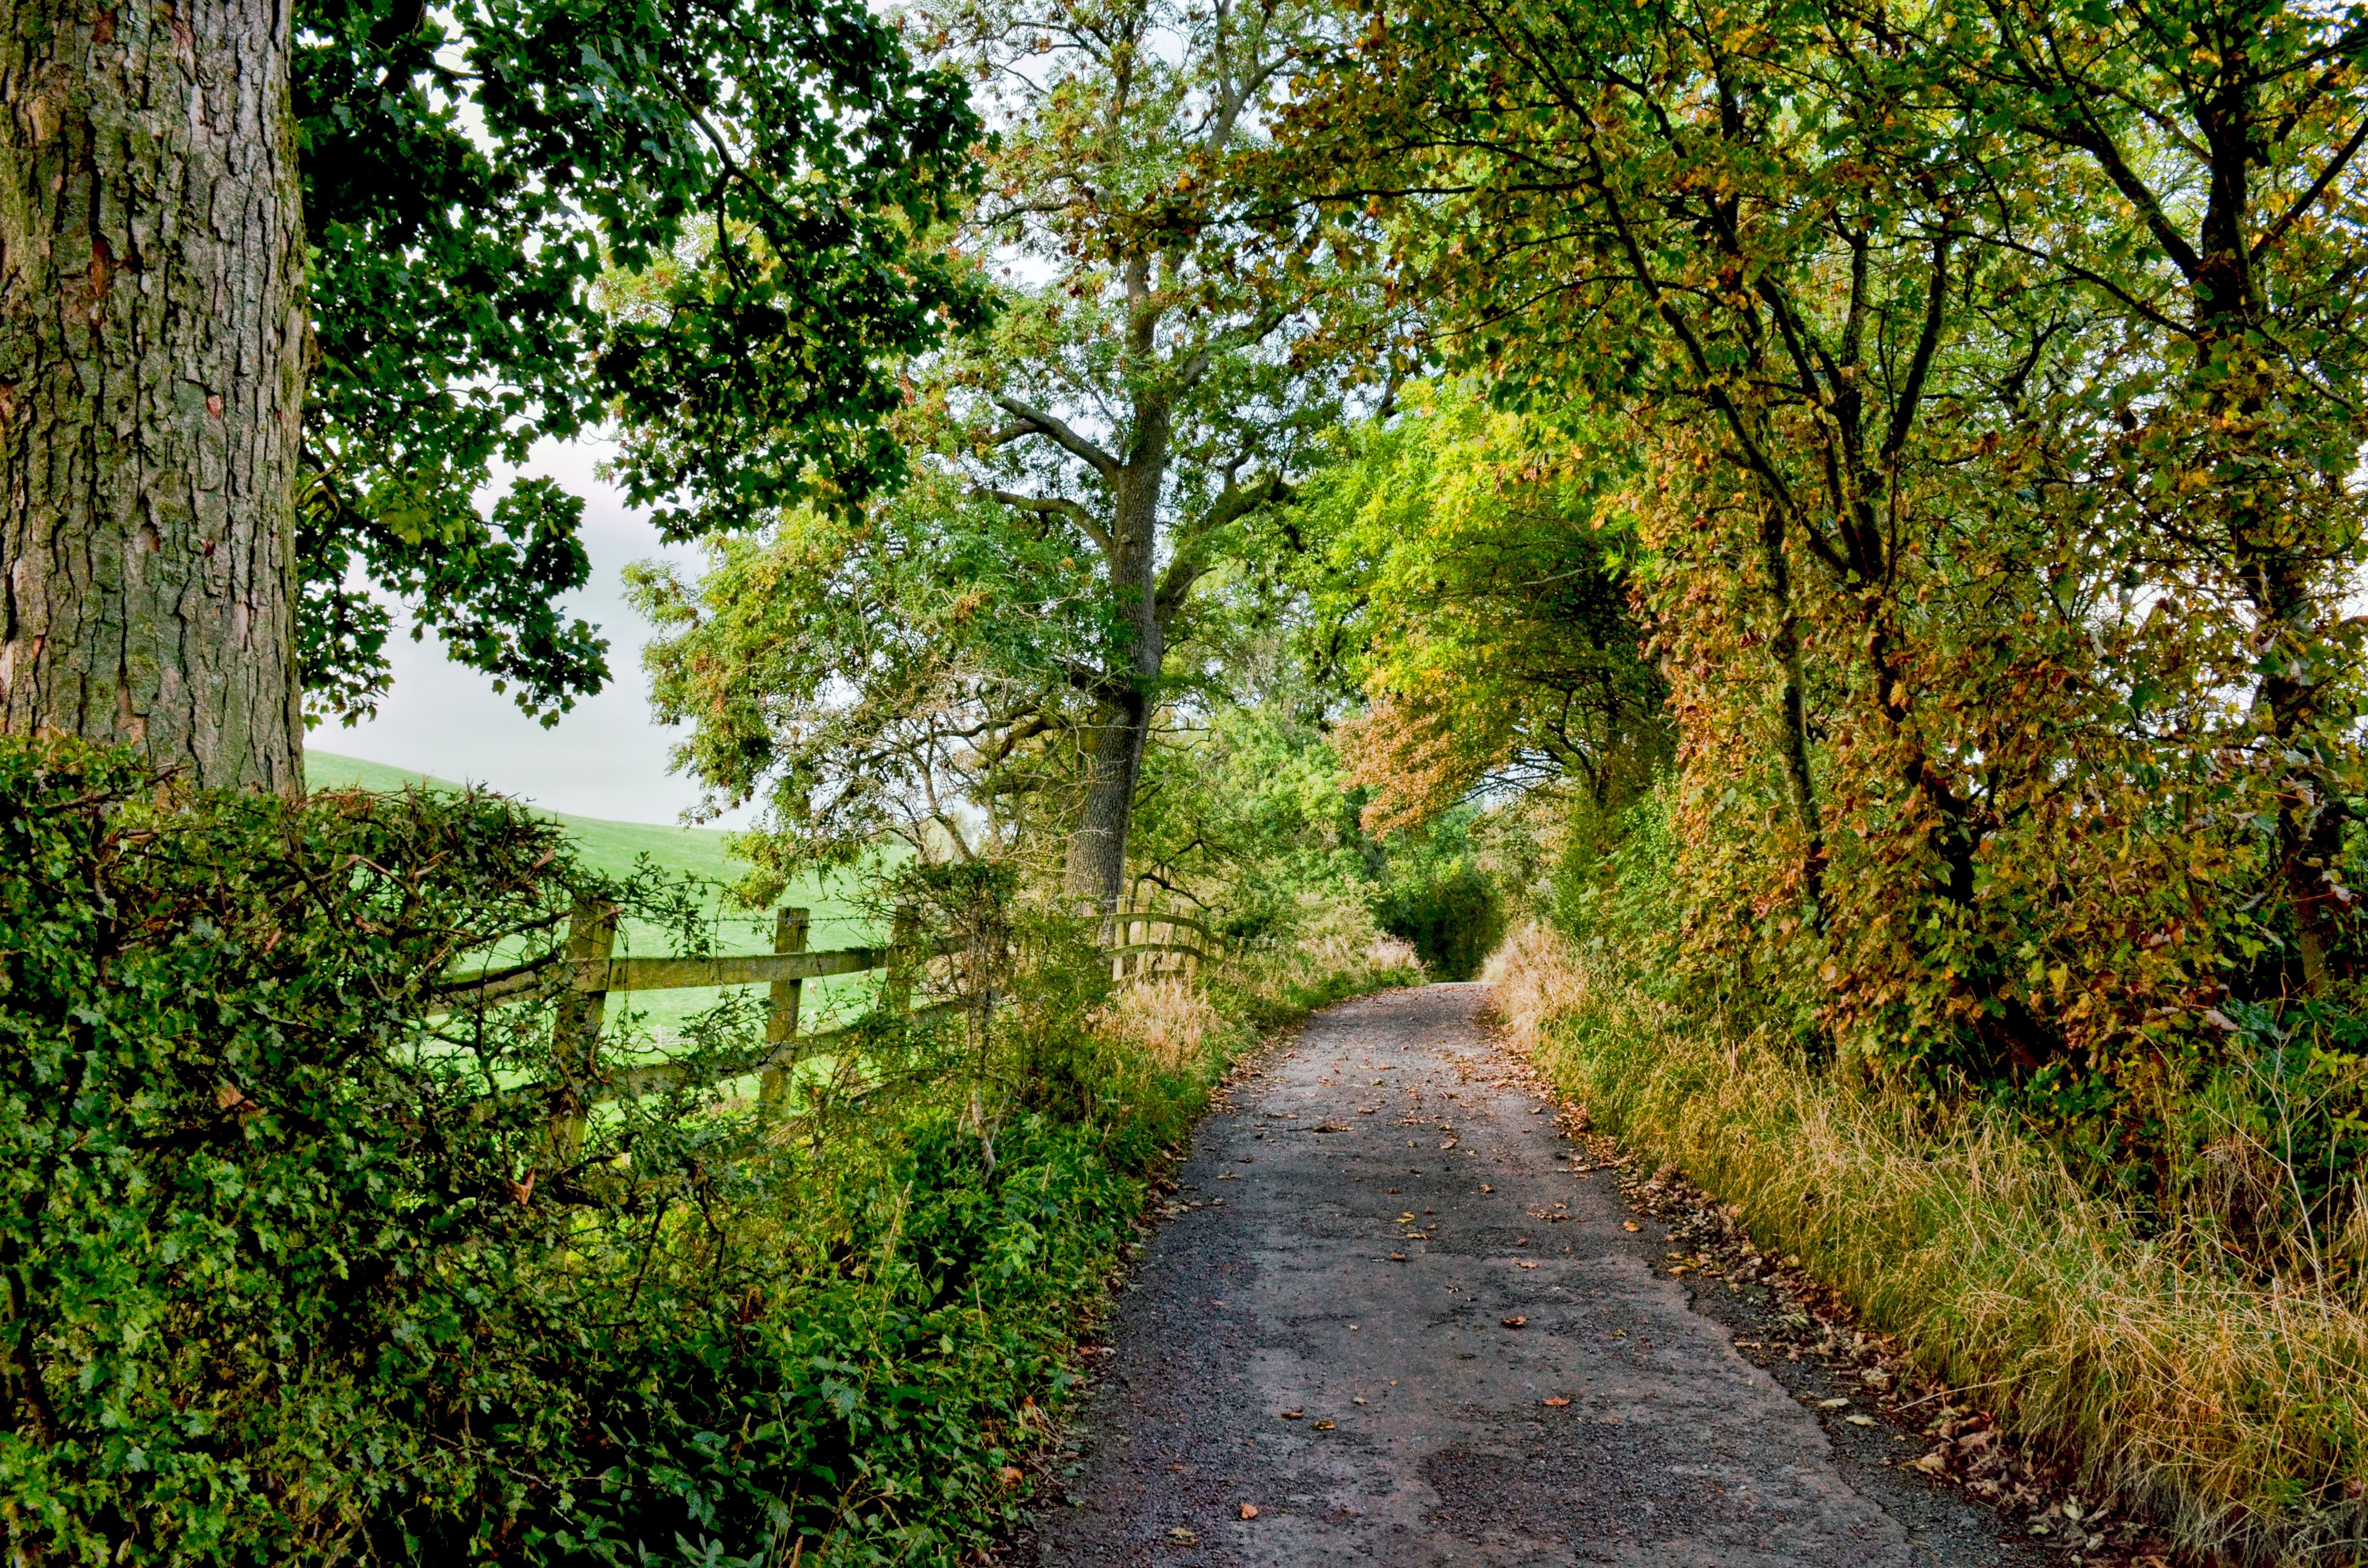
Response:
[1002,981,2060,1568]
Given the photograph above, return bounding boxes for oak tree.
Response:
[639,0,1375,907]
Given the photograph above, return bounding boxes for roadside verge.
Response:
[1487,921,2368,1566]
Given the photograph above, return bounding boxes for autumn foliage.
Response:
[1283,0,2368,1134]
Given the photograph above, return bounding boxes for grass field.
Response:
[305,749,881,1036]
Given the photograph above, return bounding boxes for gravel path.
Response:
[1005,982,2058,1568]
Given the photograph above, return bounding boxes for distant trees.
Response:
[0,0,984,787]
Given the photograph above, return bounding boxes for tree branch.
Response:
[2255,110,2368,261]
[980,487,1114,557]
[991,392,1121,477]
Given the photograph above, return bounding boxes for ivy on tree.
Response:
[293,0,988,725]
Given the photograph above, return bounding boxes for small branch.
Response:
[2255,111,2368,261]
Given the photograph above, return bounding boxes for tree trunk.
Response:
[1063,403,1168,910]
[1755,500,1823,920]
[1065,688,1147,910]
[0,0,307,792]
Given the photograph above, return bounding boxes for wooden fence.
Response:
[434,897,1214,1110]
[1100,909,1223,977]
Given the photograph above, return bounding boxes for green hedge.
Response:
[1375,858,1503,980]
[0,741,1155,1565]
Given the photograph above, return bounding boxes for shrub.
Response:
[0,739,1413,1565]
[0,742,1113,1564]
[1374,858,1501,980]
[0,741,610,1559]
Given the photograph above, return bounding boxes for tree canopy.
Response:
[1293,382,1666,834]
[294,0,987,725]
[635,0,1379,904]
[1271,0,2368,1088]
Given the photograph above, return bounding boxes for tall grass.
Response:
[1488,920,2368,1563]
[1092,896,1423,1076]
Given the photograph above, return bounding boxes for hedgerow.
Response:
[0,738,1323,1565]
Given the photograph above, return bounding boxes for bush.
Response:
[0,739,1413,1565]
[1374,858,1501,980]
[0,742,1121,1564]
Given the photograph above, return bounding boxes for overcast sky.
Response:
[308,440,756,828]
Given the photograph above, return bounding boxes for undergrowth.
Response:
[0,739,1416,1567]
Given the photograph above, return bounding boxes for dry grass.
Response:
[1086,897,1420,1083]
[1234,894,1422,1010]
[1486,920,2368,1564]
[1087,975,1230,1074]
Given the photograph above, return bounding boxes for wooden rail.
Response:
[1099,908,1222,975]
[434,896,1221,1113]
[430,898,929,1112]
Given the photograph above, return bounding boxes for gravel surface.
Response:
[1003,982,2071,1568]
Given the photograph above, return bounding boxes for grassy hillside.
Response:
[305,749,877,1033]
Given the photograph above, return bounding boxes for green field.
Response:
[305,750,881,1036]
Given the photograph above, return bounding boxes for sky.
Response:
[307,440,756,828]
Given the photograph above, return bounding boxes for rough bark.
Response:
[0,0,307,792]
[1062,396,1168,909]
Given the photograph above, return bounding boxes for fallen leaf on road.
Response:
[1517,1260,1539,1269]
[1819,1398,1851,1410]
[1390,1252,1406,1261]
[1623,1221,1640,1232]
[1167,1526,1198,1543]
[1313,1420,1335,1431]
[1480,1184,1494,1192]
[1542,1397,1570,1407]
[1239,1504,1258,1520]
[1280,1409,1304,1420]
[1502,1316,1527,1327]
[1909,1451,1949,1475]
[1846,1414,1877,1427]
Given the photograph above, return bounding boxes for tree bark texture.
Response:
[1062,416,1167,910]
[0,0,306,792]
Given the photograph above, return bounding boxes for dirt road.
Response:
[1006,982,2057,1568]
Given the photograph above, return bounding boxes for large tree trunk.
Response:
[0,0,307,792]
[1063,403,1169,910]
[1066,689,1147,910]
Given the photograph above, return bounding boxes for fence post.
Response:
[759,906,809,1110]
[884,902,919,1014]
[548,895,616,1157]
